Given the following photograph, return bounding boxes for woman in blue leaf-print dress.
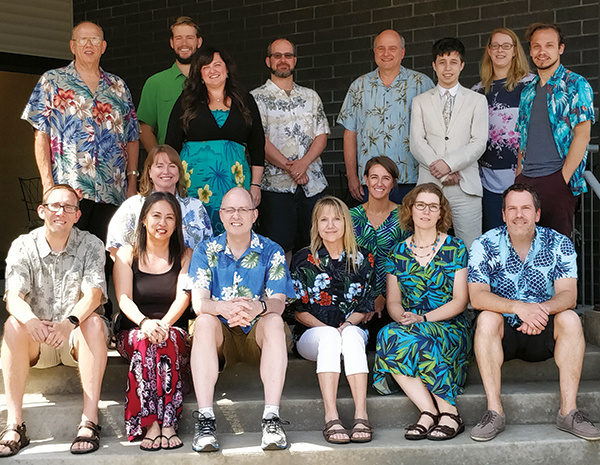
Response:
[291,196,375,444]
[373,183,472,441]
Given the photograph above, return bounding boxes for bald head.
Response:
[221,187,254,208]
[374,30,405,49]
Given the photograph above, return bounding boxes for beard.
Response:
[176,53,193,65]
[271,66,294,78]
[534,56,559,71]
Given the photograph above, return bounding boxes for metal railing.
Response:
[576,144,600,306]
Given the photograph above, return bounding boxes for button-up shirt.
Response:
[189,231,295,333]
[516,64,594,195]
[468,225,577,327]
[251,80,330,197]
[105,193,213,251]
[4,227,107,321]
[337,67,434,183]
[22,62,140,206]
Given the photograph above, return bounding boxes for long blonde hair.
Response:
[309,196,360,272]
[480,28,530,94]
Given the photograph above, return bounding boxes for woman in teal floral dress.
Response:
[166,46,265,235]
[373,183,472,441]
[291,196,376,444]
[350,156,409,346]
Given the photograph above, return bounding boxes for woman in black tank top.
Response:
[113,192,193,451]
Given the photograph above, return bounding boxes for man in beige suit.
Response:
[410,37,488,247]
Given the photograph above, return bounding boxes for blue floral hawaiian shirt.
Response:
[22,62,139,206]
[516,64,594,195]
[189,231,295,333]
[468,225,577,327]
[337,68,434,183]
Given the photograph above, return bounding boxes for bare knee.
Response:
[554,310,583,339]
[3,316,32,345]
[475,311,504,338]
[193,314,222,343]
[255,314,286,347]
[78,313,106,338]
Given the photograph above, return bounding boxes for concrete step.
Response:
[3,380,599,441]
[5,425,600,465]
[2,344,600,396]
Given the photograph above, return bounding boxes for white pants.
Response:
[296,325,368,376]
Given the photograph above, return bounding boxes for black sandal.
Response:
[405,411,439,440]
[0,422,30,457]
[323,419,350,444]
[70,420,101,454]
[162,433,184,450]
[427,412,464,441]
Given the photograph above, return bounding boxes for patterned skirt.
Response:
[116,327,191,440]
[372,313,472,405]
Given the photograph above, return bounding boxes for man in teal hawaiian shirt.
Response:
[188,187,295,453]
[515,22,594,238]
[22,21,140,243]
[338,29,434,202]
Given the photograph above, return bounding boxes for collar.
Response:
[503,224,540,257]
[437,83,459,98]
[530,63,565,89]
[372,66,410,86]
[37,226,79,258]
[265,78,297,95]
[170,61,187,78]
[218,230,265,259]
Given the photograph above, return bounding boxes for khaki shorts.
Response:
[32,315,110,369]
[219,321,292,369]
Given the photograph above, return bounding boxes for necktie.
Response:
[442,90,452,129]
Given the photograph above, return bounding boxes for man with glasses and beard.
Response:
[251,38,330,265]
[137,16,203,152]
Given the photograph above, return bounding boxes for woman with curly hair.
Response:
[290,196,376,444]
[165,46,265,234]
[113,192,192,450]
[373,183,472,441]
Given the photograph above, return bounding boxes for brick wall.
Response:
[74,0,599,196]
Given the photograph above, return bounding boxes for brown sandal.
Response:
[427,411,464,441]
[0,423,30,457]
[405,411,439,440]
[323,419,350,444]
[70,420,101,454]
[350,418,373,443]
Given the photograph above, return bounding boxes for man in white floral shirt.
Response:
[188,187,295,453]
[251,38,330,264]
[1,185,108,457]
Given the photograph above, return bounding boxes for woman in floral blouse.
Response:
[290,196,375,444]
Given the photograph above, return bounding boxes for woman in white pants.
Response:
[290,196,376,444]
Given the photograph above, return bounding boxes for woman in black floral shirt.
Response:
[290,196,375,444]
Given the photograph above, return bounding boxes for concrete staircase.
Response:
[2,330,600,463]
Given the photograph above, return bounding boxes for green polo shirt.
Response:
[137,62,186,145]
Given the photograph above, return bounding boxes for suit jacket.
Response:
[410,84,488,196]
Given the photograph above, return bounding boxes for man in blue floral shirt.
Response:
[515,22,594,238]
[468,184,599,442]
[22,21,139,243]
[188,187,295,453]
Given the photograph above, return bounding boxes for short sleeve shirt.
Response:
[468,225,577,327]
[337,68,435,184]
[516,65,594,195]
[137,63,186,145]
[105,193,213,251]
[189,231,295,333]
[251,80,330,197]
[4,227,107,321]
[21,62,140,206]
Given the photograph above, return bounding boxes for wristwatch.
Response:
[67,315,80,328]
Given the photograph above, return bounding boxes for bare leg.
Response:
[142,421,161,450]
[347,373,369,440]
[190,315,223,408]
[317,371,348,441]
[553,310,585,415]
[161,425,182,448]
[72,314,108,452]
[0,317,39,453]
[392,373,438,431]
[254,314,287,407]
[428,395,460,438]
[474,311,505,414]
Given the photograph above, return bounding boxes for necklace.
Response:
[409,233,440,259]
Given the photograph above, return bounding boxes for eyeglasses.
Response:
[219,207,255,215]
[270,52,295,60]
[413,201,440,212]
[43,203,79,214]
[489,43,514,51]
[71,36,103,46]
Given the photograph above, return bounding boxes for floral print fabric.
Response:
[21,62,139,206]
[516,64,595,195]
[189,231,295,333]
[373,236,472,404]
[290,246,375,341]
